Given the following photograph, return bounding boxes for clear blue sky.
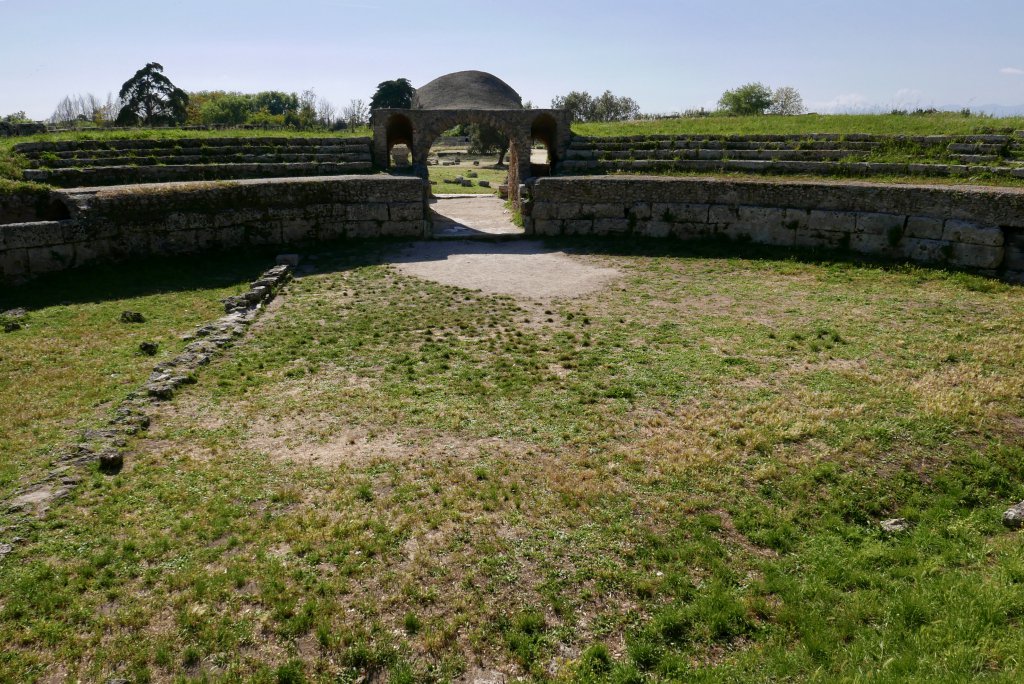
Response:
[2,0,1023,120]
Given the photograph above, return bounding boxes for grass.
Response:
[0,126,373,182]
[427,164,508,195]
[0,251,278,501]
[573,112,1024,137]
[1,239,1023,682]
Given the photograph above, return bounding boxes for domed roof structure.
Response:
[412,71,523,110]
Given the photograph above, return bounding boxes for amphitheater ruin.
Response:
[2,70,1023,284]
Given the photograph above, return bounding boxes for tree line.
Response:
[32,63,810,133]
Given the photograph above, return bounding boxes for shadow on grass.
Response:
[0,249,283,311]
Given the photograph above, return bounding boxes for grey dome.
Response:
[412,71,523,110]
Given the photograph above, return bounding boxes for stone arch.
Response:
[382,113,415,170]
[530,113,560,177]
[413,111,521,170]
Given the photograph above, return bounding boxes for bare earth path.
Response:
[386,194,622,299]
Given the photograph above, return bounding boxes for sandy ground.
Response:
[389,240,620,299]
[429,195,523,238]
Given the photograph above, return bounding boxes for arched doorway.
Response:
[530,113,559,177]
[383,113,414,171]
[416,112,523,199]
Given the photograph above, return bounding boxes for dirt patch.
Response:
[388,240,620,300]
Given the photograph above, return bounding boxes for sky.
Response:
[2,0,1024,120]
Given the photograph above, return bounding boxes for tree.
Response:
[116,62,188,126]
[717,82,774,116]
[468,123,510,165]
[551,91,596,123]
[551,90,640,123]
[342,99,370,129]
[2,111,31,123]
[768,86,806,115]
[370,78,415,110]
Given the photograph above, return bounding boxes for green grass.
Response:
[1,240,1023,681]
[573,112,1024,137]
[0,126,373,182]
[427,165,508,195]
[0,252,277,501]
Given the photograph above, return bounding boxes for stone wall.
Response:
[1,175,428,283]
[0,187,70,224]
[527,176,1024,278]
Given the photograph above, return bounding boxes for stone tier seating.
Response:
[559,133,1024,180]
[15,137,374,187]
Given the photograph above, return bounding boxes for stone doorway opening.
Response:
[371,71,572,215]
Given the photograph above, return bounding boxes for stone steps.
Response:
[557,158,1024,179]
[23,161,375,188]
[30,152,372,169]
[567,149,870,162]
[13,136,371,153]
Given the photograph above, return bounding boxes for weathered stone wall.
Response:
[527,176,1024,278]
[1,176,428,283]
[0,187,70,225]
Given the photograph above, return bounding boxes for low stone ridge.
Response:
[3,263,291,518]
[526,176,1024,278]
[0,176,428,283]
[561,134,1024,180]
[14,137,374,188]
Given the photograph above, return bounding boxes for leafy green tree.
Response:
[370,78,415,110]
[115,62,188,126]
[468,123,510,165]
[717,82,774,115]
[551,91,596,123]
[253,91,299,116]
[2,111,31,123]
[551,90,640,122]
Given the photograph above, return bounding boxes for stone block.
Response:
[281,220,314,243]
[346,221,383,239]
[0,248,29,279]
[657,203,711,223]
[530,204,554,220]
[795,228,848,249]
[949,243,1004,269]
[905,216,944,240]
[389,202,424,222]
[563,220,594,235]
[942,219,1004,246]
[73,239,112,267]
[155,229,198,255]
[737,205,787,229]
[902,238,947,264]
[671,222,712,240]
[26,244,74,274]
[856,212,906,236]
[593,218,629,234]
[629,202,653,221]
[554,203,585,220]
[639,220,671,238]
[317,221,348,242]
[708,205,739,224]
[809,210,857,234]
[1,221,65,250]
[246,224,284,246]
[532,219,563,236]
[850,232,899,255]
[346,203,389,221]
[586,203,626,219]
[380,221,422,238]
[782,208,811,230]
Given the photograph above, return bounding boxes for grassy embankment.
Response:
[1,240,1023,682]
[0,127,373,192]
